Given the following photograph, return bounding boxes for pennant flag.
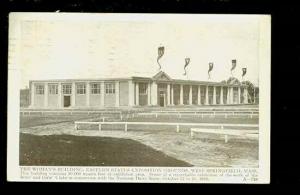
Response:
[208,62,214,79]
[157,46,165,70]
[242,68,247,77]
[183,58,190,76]
[231,59,237,71]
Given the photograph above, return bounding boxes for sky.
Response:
[13,13,269,88]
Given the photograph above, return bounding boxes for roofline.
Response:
[30,77,246,87]
[29,77,133,83]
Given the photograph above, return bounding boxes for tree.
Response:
[241,80,255,103]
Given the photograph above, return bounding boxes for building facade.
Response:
[28,71,249,109]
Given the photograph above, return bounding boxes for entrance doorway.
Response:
[159,91,165,107]
[64,96,71,107]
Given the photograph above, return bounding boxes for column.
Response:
[101,82,105,107]
[227,87,230,104]
[151,82,158,105]
[220,86,224,105]
[86,82,90,107]
[71,82,76,107]
[231,87,234,104]
[135,82,139,106]
[205,85,209,105]
[115,81,119,107]
[44,83,48,108]
[238,87,241,104]
[180,84,183,105]
[171,84,174,105]
[128,80,135,106]
[58,83,62,108]
[213,86,216,105]
[244,87,249,104]
[147,82,151,105]
[197,85,201,105]
[189,85,193,105]
[30,82,34,107]
[167,84,171,105]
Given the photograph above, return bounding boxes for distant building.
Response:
[20,88,30,108]
[28,71,251,109]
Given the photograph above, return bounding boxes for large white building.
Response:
[29,71,249,109]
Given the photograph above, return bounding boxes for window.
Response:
[105,83,115,94]
[91,83,101,94]
[76,83,86,94]
[35,85,44,95]
[139,83,147,95]
[63,84,72,95]
[49,84,58,95]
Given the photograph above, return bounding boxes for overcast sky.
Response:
[14,13,269,88]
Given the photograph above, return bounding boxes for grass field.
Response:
[20,133,191,166]
[20,115,97,128]
[19,109,258,167]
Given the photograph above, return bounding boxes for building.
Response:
[28,71,250,109]
[20,88,30,107]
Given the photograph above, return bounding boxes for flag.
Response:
[183,58,190,75]
[208,62,213,79]
[157,46,165,70]
[242,68,247,77]
[231,59,237,71]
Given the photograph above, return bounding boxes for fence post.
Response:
[74,123,77,130]
[176,124,180,133]
[225,135,228,143]
[125,123,128,132]
[99,123,102,131]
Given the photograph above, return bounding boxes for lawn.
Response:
[20,115,97,128]
[19,111,258,167]
[20,133,191,167]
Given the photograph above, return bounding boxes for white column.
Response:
[71,82,76,107]
[171,84,174,105]
[44,83,48,108]
[101,82,105,107]
[231,87,234,104]
[147,82,151,105]
[213,86,216,105]
[58,83,62,108]
[128,80,135,106]
[167,84,171,105]
[220,86,224,105]
[197,85,201,105]
[151,82,158,106]
[180,84,183,105]
[86,82,90,107]
[115,81,119,107]
[205,85,209,105]
[189,85,192,105]
[135,82,139,106]
[244,87,249,104]
[30,82,34,107]
[238,87,241,104]
[227,87,230,104]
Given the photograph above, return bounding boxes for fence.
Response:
[74,121,258,133]
[20,110,123,116]
[191,125,259,143]
[137,112,259,119]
